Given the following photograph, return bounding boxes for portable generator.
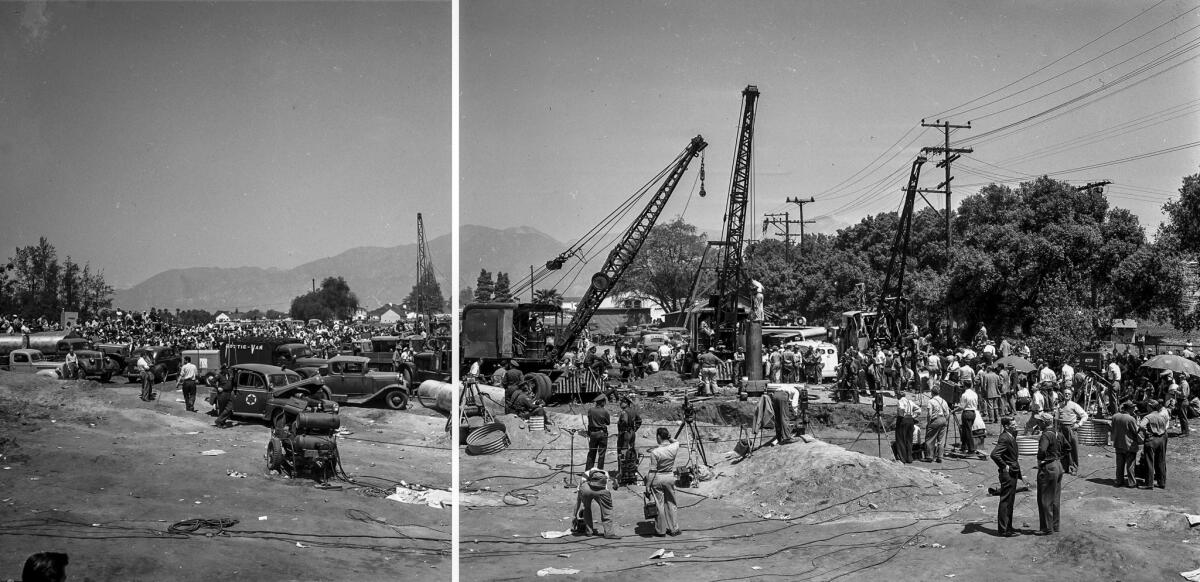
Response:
[267,412,341,482]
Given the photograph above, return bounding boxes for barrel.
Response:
[1016,435,1039,456]
[295,412,340,433]
[465,421,510,455]
[527,416,545,432]
[417,380,454,413]
[1076,419,1109,446]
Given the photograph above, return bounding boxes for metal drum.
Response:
[465,421,510,455]
[1076,419,1109,446]
[1016,435,1039,456]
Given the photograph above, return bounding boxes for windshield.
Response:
[291,346,314,358]
[268,372,302,387]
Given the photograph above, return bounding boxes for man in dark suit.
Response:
[585,395,611,470]
[990,417,1021,536]
[1110,401,1141,487]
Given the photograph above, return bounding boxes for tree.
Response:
[266,309,287,320]
[290,276,359,321]
[1,238,112,321]
[460,286,475,306]
[1157,168,1200,253]
[493,272,513,302]
[177,309,213,326]
[474,270,494,302]
[405,264,447,315]
[532,288,564,307]
[609,217,710,313]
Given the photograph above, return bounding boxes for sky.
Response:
[461,0,1200,285]
[1,1,451,288]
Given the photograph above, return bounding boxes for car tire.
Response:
[267,438,284,471]
[383,389,408,410]
[531,372,553,401]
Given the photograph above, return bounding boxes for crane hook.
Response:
[698,153,707,197]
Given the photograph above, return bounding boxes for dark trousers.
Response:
[997,469,1017,533]
[1176,401,1190,435]
[587,433,608,470]
[181,379,197,411]
[1059,423,1079,472]
[215,396,233,427]
[1143,435,1166,487]
[961,410,977,454]
[771,396,792,442]
[895,416,915,462]
[616,431,636,483]
[1115,449,1137,487]
[140,370,154,400]
[1037,461,1063,532]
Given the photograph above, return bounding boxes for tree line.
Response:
[0,237,113,322]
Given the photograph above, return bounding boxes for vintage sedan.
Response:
[320,355,409,410]
[224,363,336,429]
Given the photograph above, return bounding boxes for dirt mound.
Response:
[699,439,968,522]
[629,371,689,389]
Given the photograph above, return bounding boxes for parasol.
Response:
[994,355,1037,373]
[1140,354,1200,378]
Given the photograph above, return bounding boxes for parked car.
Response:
[122,345,182,383]
[320,355,409,410]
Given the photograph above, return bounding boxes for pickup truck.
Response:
[320,355,410,410]
[1,349,65,376]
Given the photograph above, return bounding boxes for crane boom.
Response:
[551,135,708,358]
[415,212,430,314]
[713,85,759,347]
[872,155,927,344]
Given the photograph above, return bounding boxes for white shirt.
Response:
[1039,367,1057,384]
[1061,364,1074,386]
[1107,362,1121,382]
[927,395,949,420]
[958,388,979,411]
[137,356,152,372]
[897,396,916,418]
[179,362,197,381]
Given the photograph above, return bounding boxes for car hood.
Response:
[270,375,325,397]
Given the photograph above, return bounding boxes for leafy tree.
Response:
[0,238,112,320]
[532,288,564,307]
[609,217,710,313]
[474,270,494,302]
[493,272,513,303]
[1025,278,1103,362]
[266,309,287,320]
[289,276,359,321]
[1157,169,1200,253]
[177,309,213,326]
[405,264,447,315]
[243,309,264,320]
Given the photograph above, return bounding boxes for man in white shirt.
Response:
[894,389,917,463]
[177,356,199,412]
[1038,361,1058,386]
[1106,359,1122,393]
[1061,360,1075,389]
[1056,388,1088,474]
[956,384,981,455]
[137,353,154,401]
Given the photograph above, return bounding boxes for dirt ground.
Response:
[459,383,1199,582]
[0,372,452,581]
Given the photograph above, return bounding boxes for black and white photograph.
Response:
[0,2,451,580]
[458,1,1199,581]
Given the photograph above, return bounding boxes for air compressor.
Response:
[267,411,341,482]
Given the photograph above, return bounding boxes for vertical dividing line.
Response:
[450,0,461,577]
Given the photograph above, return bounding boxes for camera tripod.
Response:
[674,396,709,467]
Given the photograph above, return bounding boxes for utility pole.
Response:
[920,120,971,343]
[919,120,972,259]
[762,212,801,259]
[785,196,816,256]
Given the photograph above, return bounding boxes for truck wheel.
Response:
[267,438,284,471]
[383,389,408,410]
[531,373,553,401]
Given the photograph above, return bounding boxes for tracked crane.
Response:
[415,212,431,314]
[461,135,709,397]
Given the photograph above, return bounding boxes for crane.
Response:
[705,85,759,356]
[549,134,709,359]
[415,212,431,314]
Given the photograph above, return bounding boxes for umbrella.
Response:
[1140,354,1200,378]
[994,355,1037,373]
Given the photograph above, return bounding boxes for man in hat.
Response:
[585,395,611,470]
[213,365,234,429]
[990,417,1021,536]
[1036,419,1069,534]
[1139,399,1169,489]
[923,383,950,463]
[1056,388,1088,474]
[1110,401,1141,488]
[574,467,619,539]
[696,347,723,397]
[615,395,643,487]
[895,388,917,463]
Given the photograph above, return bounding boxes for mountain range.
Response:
[113,234,452,312]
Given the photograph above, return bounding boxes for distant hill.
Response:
[113,234,451,312]
[460,225,597,297]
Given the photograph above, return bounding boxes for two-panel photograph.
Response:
[2,1,1198,581]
